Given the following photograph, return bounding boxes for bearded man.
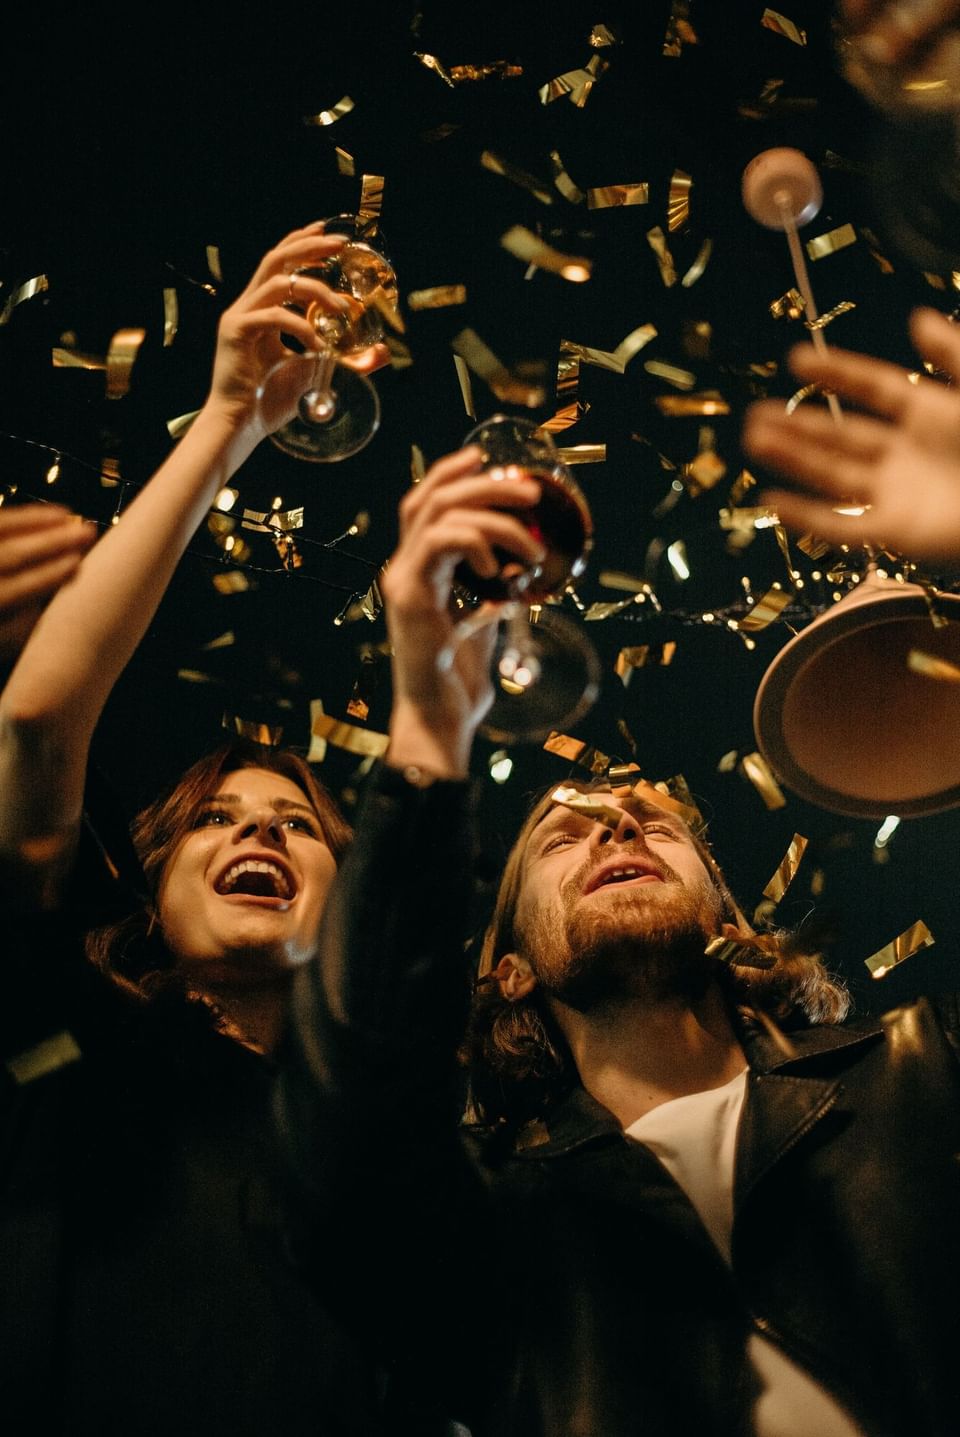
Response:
[277,444,960,1437]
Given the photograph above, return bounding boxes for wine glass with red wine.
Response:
[263,214,397,462]
[454,413,601,744]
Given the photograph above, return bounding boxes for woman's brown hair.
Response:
[463,779,850,1132]
[85,739,351,996]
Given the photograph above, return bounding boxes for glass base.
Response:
[479,607,601,745]
[269,363,380,463]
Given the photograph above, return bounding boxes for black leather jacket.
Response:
[277,764,960,1437]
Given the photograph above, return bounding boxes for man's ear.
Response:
[492,953,537,1001]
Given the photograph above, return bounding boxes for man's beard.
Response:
[519,866,724,1014]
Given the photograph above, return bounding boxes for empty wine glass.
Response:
[266,214,397,462]
[453,414,601,744]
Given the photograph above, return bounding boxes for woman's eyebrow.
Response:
[205,794,317,817]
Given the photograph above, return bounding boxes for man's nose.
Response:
[236,808,286,846]
[591,809,641,848]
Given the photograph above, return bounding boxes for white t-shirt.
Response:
[626,1071,864,1437]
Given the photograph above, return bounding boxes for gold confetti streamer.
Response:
[105,328,146,399]
[538,52,608,107]
[167,409,201,438]
[224,715,284,746]
[864,920,935,979]
[806,300,857,332]
[729,470,758,504]
[739,751,787,810]
[644,359,696,389]
[631,776,702,830]
[448,60,523,82]
[543,733,611,773]
[560,326,658,376]
[705,936,777,971]
[357,174,384,234]
[360,573,384,622]
[739,585,792,631]
[480,151,554,204]
[655,393,730,416]
[908,650,960,682]
[668,169,692,232]
[303,95,355,125]
[761,8,807,44]
[241,507,304,533]
[453,354,476,417]
[549,150,585,203]
[586,182,649,209]
[6,1030,82,1086]
[785,383,822,414]
[163,288,179,347]
[554,443,606,464]
[681,238,714,287]
[178,669,218,684]
[52,346,105,371]
[541,400,590,434]
[0,274,49,326]
[205,246,223,284]
[211,571,253,594]
[201,631,235,651]
[410,444,426,483]
[590,23,618,47]
[413,51,455,85]
[616,642,676,684]
[500,226,591,281]
[311,710,390,757]
[551,785,623,826]
[452,328,546,407]
[307,700,328,762]
[335,146,355,176]
[762,833,809,902]
[647,226,678,286]
[797,533,832,559]
[770,287,806,320]
[684,437,727,495]
[407,285,467,310]
[806,224,857,261]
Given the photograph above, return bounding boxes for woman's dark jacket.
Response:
[277,763,960,1437]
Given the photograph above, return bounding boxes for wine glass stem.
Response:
[310,348,337,420]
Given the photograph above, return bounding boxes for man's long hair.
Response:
[462,780,850,1132]
[85,739,351,1000]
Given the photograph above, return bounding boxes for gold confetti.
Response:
[864,920,935,979]
[224,715,284,745]
[105,328,146,399]
[647,226,678,286]
[631,776,702,830]
[540,400,590,434]
[560,325,658,376]
[663,0,698,55]
[806,299,857,332]
[550,785,623,826]
[201,631,235,651]
[211,571,253,594]
[538,52,608,106]
[163,288,179,347]
[681,238,713,288]
[908,650,960,682]
[335,146,355,176]
[554,443,606,464]
[52,345,105,371]
[453,354,476,417]
[448,60,523,82]
[590,23,619,47]
[770,287,806,320]
[303,95,355,126]
[178,669,218,684]
[586,182,649,209]
[241,506,304,533]
[729,470,758,504]
[797,533,832,559]
[407,284,467,310]
[543,733,611,773]
[311,710,389,757]
[500,226,591,281]
[6,1030,82,1086]
[684,440,727,494]
[616,642,676,684]
[357,174,384,235]
[410,444,427,483]
[762,833,809,903]
[785,382,822,414]
[644,359,696,389]
[205,246,223,284]
[761,8,807,44]
[414,51,455,85]
[738,586,792,631]
[272,532,303,570]
[705,936,777,971]
[480,151,554,204]
[806,224,857,261]
[549,150,586,204]
[452,328,546,407]
[668,169,692,232]
[739,751,787,810]
[654,393,730,416]
[0,274,49,326]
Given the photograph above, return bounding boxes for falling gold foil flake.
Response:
[864,920,935,979]
[410,444,426,483]
[647,226,678,286]
[538,52,608,106]
[407,284,467,310]
[590,23,619,47]
[480,151,554,205]
[806,299,857,332]
[668,170,692,233]
[335,146,355,176]
[762,833,809,903]
[541,400,590,433]
[551,786,623,826]
[201,631,235,651]
[761,8,807,44]
[448,60,523,81]
[453,354,476,417]
[739,751,787,810]
[738,585,792,632]
[52,345,106,371]
[554,444,606,464]
[616,642,676,684]
[770,287,806,320]
[0,274,50,326]
[785,383,823,414]
[705,936,776,971]
[311,709,390,758]
[631,776,702,830]
[655,392,730,416]
[414,51,455,85]
[560,326,657,376]
[356,174,384,235]
[211,571,253,595]
[205,246,223,285]
[806,224,857,261]
[797,533,832,559]
[549,150,585,204]
[178,669,218,685]
[224,715,284,746]
[6,1030,82,1086]
[303,95,355,125]
[644,359,696,389]
[360,573,384,623]
[543,733,610,773]
[719,506,780,532]
[586,182,649,209]
[167,409,201,438]
[500,226,591,282]
[272,532,303,570]
[681,238,714,288]
[241,506,305,533]
[908,649,960,682]
[684,445,727,495]
[105,328,146,399]
[663,0,698,55]
[452,328,546,407]
[729,470,758,504]
[100,457,122,488]
[923,272,948,290]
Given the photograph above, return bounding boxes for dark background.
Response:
[2,0,957,1012]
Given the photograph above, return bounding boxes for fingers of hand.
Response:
[756,490,879,546]
[0,550,85,614]
[0,515,97,577]
[423,511,545,581]
[342,342,392,375]
[246,228,346,292]
[400,464,536,536]
[226,305,323,356]
[910,306,960,382]
[0,503,81,536]
[744,402,887,474]
[788,342,913,420]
